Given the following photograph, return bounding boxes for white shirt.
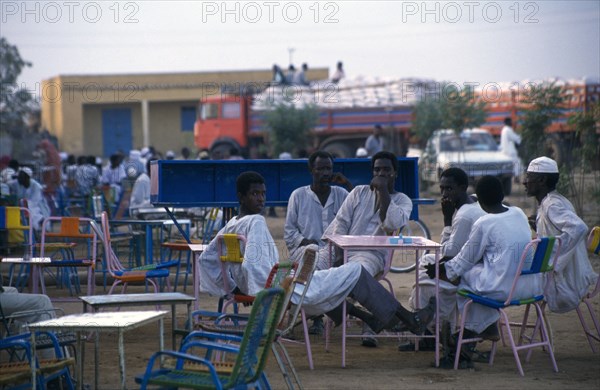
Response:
[536,191,598,313]
[500,125,521,158]
[198,214,279,296]
[129,173,150,212]
[11,179,50,230]
[320,185,413,275]
[446,206,542,333]
[284,185,348,262]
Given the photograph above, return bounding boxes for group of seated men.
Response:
[196,150,598,368]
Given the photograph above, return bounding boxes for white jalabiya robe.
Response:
[284,185,348,263]
[445,206,542,334]
[198,214,279,296]
[319,185,413,276]
[536,191,598,313]
[11,179,50,230]
[409,202,486,324]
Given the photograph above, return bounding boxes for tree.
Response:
[263,103,319,157]
[519,82,565,166]
[412,83,486,145]
[0,37,39,158]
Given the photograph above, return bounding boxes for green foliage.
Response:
[519,82,565,165]
[560,102,600,216]
[263,103,319,157]
[412,84,486,145]
[0,37,37,136]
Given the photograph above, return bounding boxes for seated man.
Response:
[523,156,597,313]
[0,282,56,325]
[318,151,413,276]
[284,151,352,264]
[198,171,278,297]
[10,168,51,231]
[404,168,485,350]
[315,151,413,346]
[426,175,541,367]
[129,158,156,215]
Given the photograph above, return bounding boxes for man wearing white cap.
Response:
[11,168,50,230]
[523,156,598,313]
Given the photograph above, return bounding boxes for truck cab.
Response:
[194,96,248,158]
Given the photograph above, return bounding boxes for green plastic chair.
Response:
[139,286,286,389]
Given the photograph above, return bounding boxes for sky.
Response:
[2,0,599,99]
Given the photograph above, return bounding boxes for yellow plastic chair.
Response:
[0,206,34,288]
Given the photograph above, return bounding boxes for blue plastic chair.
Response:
[454,236,561,375]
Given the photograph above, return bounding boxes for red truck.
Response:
[194,80,599,162]
[194,82,415,158]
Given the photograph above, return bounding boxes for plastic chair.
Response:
[216,233,247,312]
[138,287,286,390]
[0,206,35,289]
[0,331,75,390]
[91,211,171,295]
[38,216,98,300]
[454,237,561,376]
[575,226,600,352]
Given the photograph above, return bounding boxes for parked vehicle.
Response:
[419,128,514,195]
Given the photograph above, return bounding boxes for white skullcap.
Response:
[527,156,558,173]
[356,147,368,157]
[166,150,175,158]
[279,152,292,159]
[140,147,150,157]
[21,167,33,177]
[59,152,68,161]
[129,150,141,159]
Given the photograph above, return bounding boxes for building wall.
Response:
[41,68,329,157]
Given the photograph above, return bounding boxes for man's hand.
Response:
[299,238,319,247]
[369,176,388,192]
[528,214,537,231]
[331,172,353,191]
[441,198,455,226]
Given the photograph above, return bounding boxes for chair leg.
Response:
[272,340,303,390]
[576,299,600,353]
[300,310,314,370]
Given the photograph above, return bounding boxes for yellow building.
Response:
[41,68,328,157]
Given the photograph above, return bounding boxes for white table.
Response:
[325,234,442,367]
[1,257,51,293]
[29,310,167,390]
[80,292,195,348]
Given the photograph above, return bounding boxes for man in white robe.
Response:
[198,172,278,296]
[284,151,352,264]
[427,175,541,366]
[320,151,413,277]
[405,168,485,350]
[499,117,522,180]
[523,156,597,313]
[11,168,50,231]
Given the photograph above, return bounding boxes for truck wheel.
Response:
[502,177,512,196]
[322,143,352,158]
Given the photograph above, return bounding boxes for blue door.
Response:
[102,108,132,157]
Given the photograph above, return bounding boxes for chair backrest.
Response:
[587,226,600,255]
[280,248,318,334]
[226,286,286,388]
[40,216,98,265]
[202,207,221,244]
[94,211,126,274]
[504,237,561,306]
[217,233,246,263]
[0,206,34,258]
[265,262,297,289]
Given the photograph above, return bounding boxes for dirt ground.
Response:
[41,184,600,389]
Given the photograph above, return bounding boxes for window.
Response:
[200,103,219,120]
[222,102,241,119]
[181,106,196,132]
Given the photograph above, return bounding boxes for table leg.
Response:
[434,248,440,367]
[194,253,200,311]
[79,331,85,390]
[145,225,153,265]
[94,330,99,390]
[118,330,126,390]
[171,304,177,349]
[31,331,37,388]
